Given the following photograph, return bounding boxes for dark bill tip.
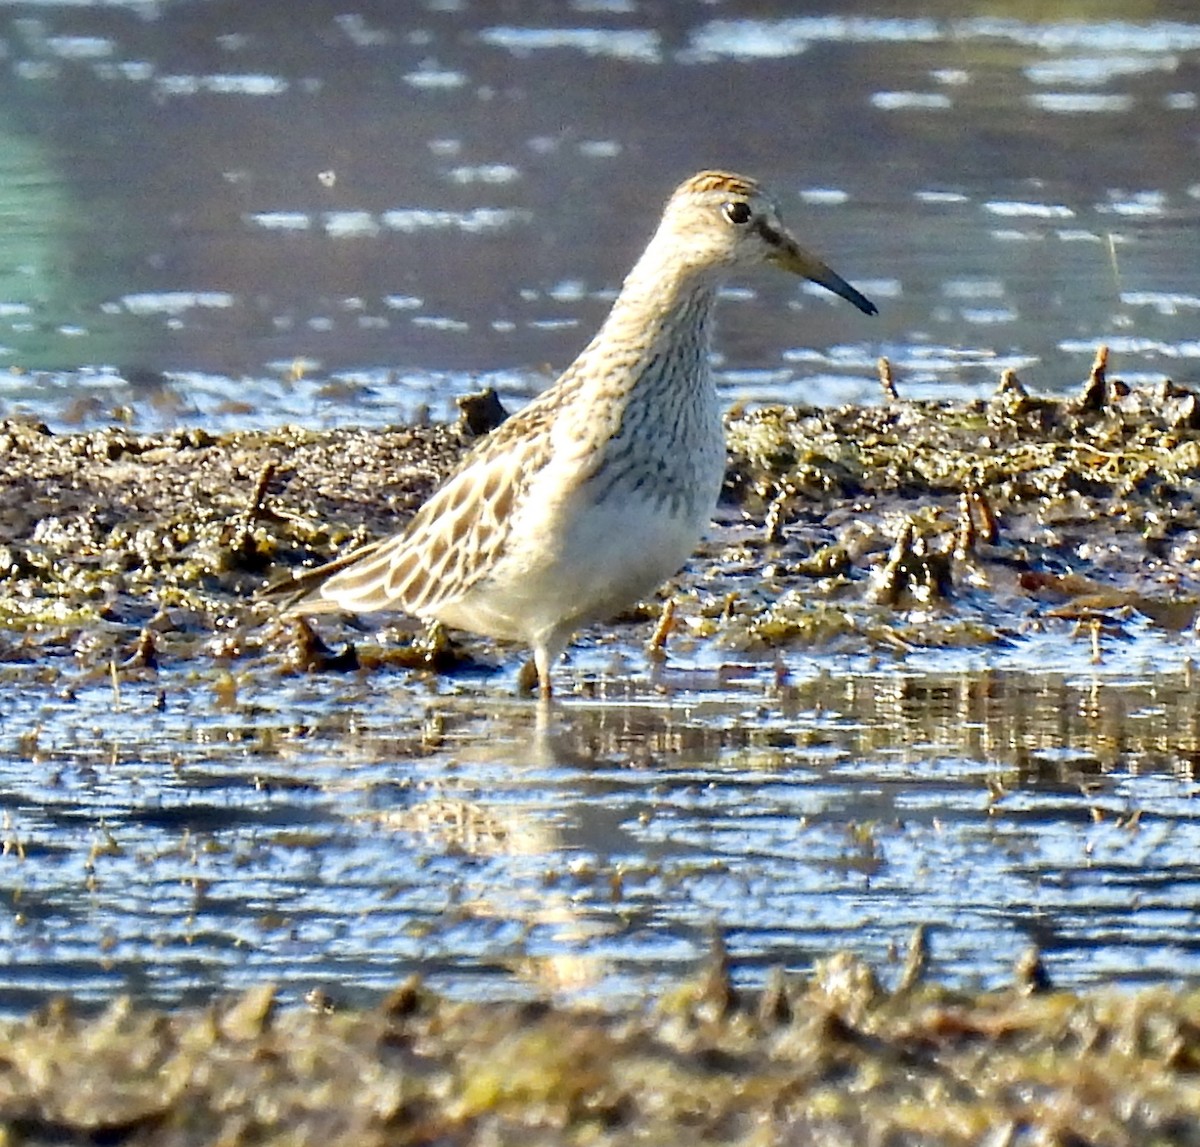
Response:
[807,262,878,316]
[771,238,878,317]
[831,278,878,316]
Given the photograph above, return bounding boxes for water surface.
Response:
[0,0,1197,427]
[2,661,1200,1012]
[1,1,1200,1011]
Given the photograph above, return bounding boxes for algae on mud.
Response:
[1,352,1200,1142]
[1,347,1198,686]
[2,949,1200,1146]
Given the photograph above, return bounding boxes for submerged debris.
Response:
[279,616,360,674]
[877,354,899,401]
[1077,343,1111,411]
[644,596,676,660]
[1014,945,1053,995]
[455,385,510,436]
[868,519,956,606]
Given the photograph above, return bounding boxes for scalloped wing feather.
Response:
[291,369,582,618]
[304,426,548,619]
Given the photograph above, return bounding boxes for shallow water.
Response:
[2,1,1200,1011]
[2,657,1200,1012]
[0,1,1197,428]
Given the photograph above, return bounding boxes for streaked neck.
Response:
[579,241,722,388]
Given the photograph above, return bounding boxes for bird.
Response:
[278,170,877,698]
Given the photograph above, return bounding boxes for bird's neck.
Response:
[576,247,721,395]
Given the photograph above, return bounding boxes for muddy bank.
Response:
[2,353,1200,1141]
[2,945,1198,1146]
[0,347,1197,683]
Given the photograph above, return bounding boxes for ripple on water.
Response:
[0,3,1197,414]
[479,26,661,63]
[2,660,1200,1011]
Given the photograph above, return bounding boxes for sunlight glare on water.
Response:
[2,662,1200,1011]
[0,2,1194,426]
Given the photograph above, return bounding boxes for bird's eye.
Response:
[722,200,752,226]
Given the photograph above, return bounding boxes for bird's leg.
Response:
[533,642,556,701]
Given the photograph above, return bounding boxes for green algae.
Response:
[3,951,1200,1146]
[1,348,1199,679]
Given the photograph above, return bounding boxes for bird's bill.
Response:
[770,237,878,316]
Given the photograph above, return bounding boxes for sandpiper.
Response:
[282,170,876,697]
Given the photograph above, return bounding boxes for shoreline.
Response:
[2,941,1198,1144]
[2,348,1198,679]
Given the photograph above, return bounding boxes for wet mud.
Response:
[3,946,1200,1146]
[4,350,1200,1140]
[1,347,1197,684]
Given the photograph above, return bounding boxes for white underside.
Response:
[430,473,717,654]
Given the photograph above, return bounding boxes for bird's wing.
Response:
[269,364,585,617]
[294,423,554,618]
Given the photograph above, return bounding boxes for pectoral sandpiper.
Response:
[281,170,877,697]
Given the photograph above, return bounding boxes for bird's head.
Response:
[655,170,877,315]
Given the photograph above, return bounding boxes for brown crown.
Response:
[673,170,761,201]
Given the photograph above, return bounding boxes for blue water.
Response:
[0,1,1196,428]
[2,657,1200,1011]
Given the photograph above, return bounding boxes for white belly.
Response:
[431,362,726,648]
[434,467,718,644]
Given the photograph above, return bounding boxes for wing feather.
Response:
[275,365,582,620]
[295,439,546,618]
